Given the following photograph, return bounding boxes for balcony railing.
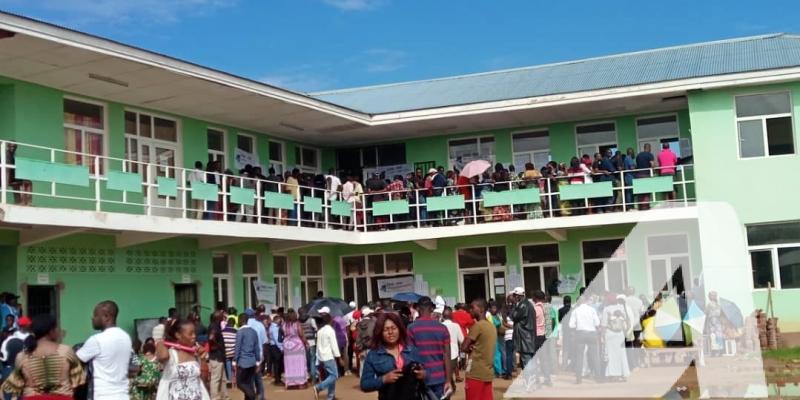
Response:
[0,140,696,232]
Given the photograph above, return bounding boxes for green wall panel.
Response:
[15,157,90,187]
[632,176,674,194]
[483,188,540,207]
[157,177,178,197]
[373,200,409,216]
[303,196,323,213]
[191,182,218,201]
[331,200,352,217]
[426,195,465,212]
[265,192,294,210]
[230,186,255,206]
[106,171,142,193]
[559,181,613,201]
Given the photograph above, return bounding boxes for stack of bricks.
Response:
[756,309,781,350]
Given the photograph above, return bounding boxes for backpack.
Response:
[354,317,376,353]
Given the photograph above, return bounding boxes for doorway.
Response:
[462,271,487,305]
[27,285,58,318]
[174,284,198,319]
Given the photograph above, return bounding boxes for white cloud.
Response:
[322,0,386,11]
[360,48,408,73]
[0,0,236,26]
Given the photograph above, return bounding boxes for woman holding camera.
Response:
[360,313,426,400]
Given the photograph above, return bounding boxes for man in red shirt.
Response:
[451,303,474,382]
[657,143,679,200]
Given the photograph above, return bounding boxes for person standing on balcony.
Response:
[188,161,205,219]
[657,142,679,201]
[426,168,446,226]
[263,167,282,224]
[594,151,617,212]
[239,165,256,223]
[635,144,655,210]
[4,143,32,206]
[622,149,636,211]
[204,160,220,220]
[365,172,387,230]
[325,168,342,227]
[284,169,300,225]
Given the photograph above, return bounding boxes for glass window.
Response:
[237,134,254,153]
[243,254,259,275]
[208,129,224,152]
[124,111,137,134]
[302,147,317,167]
[458,247,488,269]
[449,137,495,170]
[582,239,625,260]
[385,253,413,273]
[750,250,774,289]
[647,235,689,255]
[736,92,794,158]
[584,261,604,289]
[367,255,385,275]
[513,130,549,152]
[778,247,800,289]
[63,99,106,174]
[273,255,288,275]
[362,146,377,167]
[747,222,800,246]
[576,122,616,145]
[378,144,406,166]
[521,244,559,264]
[336,148,361,170]
[212,254,229,274]
[304,255,323,276]
[488,246,506,266]
[64,99,103,129]
[637,115,679,139]
[343,256,366,276]
[269,141,283,162]
[154,117,177,142]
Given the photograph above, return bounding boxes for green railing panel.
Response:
[373,200,409,216]
[191,182,218,201]
[15,157,90,187]
[559,181,613,201]
[230,186,255,206]
[427,195,465,212]
[633,176,674,194]
[303,196,323,213]
[331,200,352,217]
[107,171,142,193]
[483,188,540,207]
[265,192,295,210]
[157,177,178,197]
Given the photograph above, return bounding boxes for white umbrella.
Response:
[654,297,684,341]
[460,159,492,178]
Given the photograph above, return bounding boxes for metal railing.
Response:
[0,140,696,232]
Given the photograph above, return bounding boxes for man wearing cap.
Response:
[314,307,342,400]
[407,297,452,399]
[509,287,536,380]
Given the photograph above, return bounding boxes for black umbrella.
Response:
[300,297,354,317]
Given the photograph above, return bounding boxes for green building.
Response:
[0,12,797,344]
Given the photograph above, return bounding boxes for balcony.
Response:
[0,140,697,246]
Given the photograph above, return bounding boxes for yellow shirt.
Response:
[285,177,300,200]
[641,317,664,348]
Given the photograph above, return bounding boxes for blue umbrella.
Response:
[391,292,424,303]
[719,298,744,327]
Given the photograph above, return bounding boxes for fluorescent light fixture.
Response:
[279,122,305,131]
[88,73,129,87]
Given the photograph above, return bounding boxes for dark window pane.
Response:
[576,122,616,134]
[767,116,794,156]
[362,146,377,167]
[342,256,365,275]
[337,148,362,169]
[242,254,258,275]
[778,247,800,289]
[213,254,229,274]
[521,244,559,264]
[273,256,288,275]
[154,117,177,142]
[207,129,224,151]
[750,250,773,289]
[124,111,137,134]
[736,92,791,117]
[747,222,800,246]
[302,148,317,167]
[523,266,542,293]
[269,141,283,161]
[343,278,355,305]
[368,255,384,274]
[356,277,368,307]
[584,262,604,288]
[64,99,103,129]
[458,247,487,269]
[237,135,253,153]
[582,239,624,260]
[543,266,560,296]
[305,255,323,276]
[647,235,689,255]
[488,246,507,266]
[385,253,413,273]
[513,130,549,152]
[377,143,406,166]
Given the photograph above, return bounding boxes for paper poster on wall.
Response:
[362,164,413,182]
[377,276,415,298]
[557,272,582,295]
[253,280,276,305]
[506,271,523,291]
[235,148,260,171]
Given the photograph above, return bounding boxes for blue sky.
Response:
[0,0,798,93]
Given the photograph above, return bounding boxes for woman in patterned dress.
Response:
[155,320,210,400]
[131,342,160,400]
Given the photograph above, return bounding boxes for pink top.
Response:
[657,149,678,175]
[534,302,545,337]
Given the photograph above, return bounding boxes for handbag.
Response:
[415,382,440,400]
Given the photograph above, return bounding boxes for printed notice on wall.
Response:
[253,280,277,305]
[37,273,49,284]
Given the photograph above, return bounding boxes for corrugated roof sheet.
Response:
[310,34,800,114]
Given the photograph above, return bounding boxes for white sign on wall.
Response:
[253,280,276,305]
[235,148,260,171]
[362,164,413,182]
[377,276,415,298]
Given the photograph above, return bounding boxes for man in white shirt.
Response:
[441,307,464,389]
[568,295,600,384]
[314,307,342,400]
[0,315,30,362]
[77,301,133,400]
[188,161,206,219]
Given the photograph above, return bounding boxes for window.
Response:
[273,255,290,308]
[212,253,231,308]
[457,246,507,304]
[124,111,179,177]
[268,140,284,175]
[581,239,627,293]
[512,130,550,172]
[449,137,495,171]
[207,128,226,168]
[747,222,800,289]
[520,243,559,295]
[576,122,617,157]
[237,133,255,154]
[342,252,414,306]
[736,92,794,158]
[64,98,105,174]
[647,234,690,295]
[457,246,506,269]
[637,115,682,158]
[295,146,320,173]
[300,255,324,304]
[242,254,260,309]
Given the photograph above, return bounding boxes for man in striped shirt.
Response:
[222,317,238,383]
[407,296,452,399]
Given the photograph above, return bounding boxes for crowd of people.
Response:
[152,143,684,228]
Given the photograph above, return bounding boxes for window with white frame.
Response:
[64,98,106,174]
[342,252,414,306]
[449,137,495,171]
[457,246,507,303]
[582,239,627,293]
[212,253,232,308]
[647,234,691,295]
[736,92,795,158]
[576,122,617,157]
[295,145,320,173]
[207,128,226,168]
[124,111,179,178]
[747,222,800,289]
[273,255,290,308]
[242,254,260,308]
[237,133,255,154]
[300,255,324,304]
[268,140,284,175]
[512,130,550,172]
[520,243,560,296]
[637,115,683,158]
